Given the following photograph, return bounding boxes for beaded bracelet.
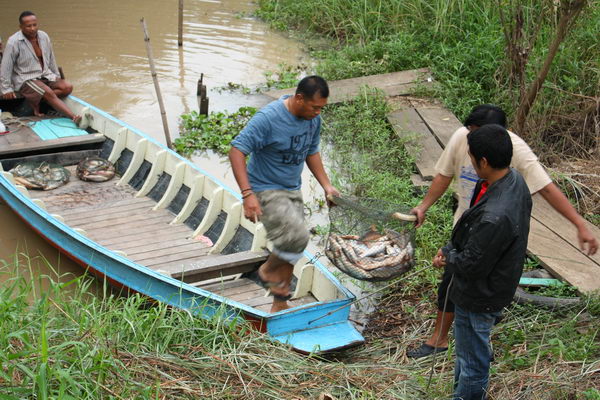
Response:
[241,188,252,193]
[242,191,254,199]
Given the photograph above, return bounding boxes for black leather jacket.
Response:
[442,168,532,313]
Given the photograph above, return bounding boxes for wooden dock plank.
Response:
[531,195,600,268]
[527,217,600,293]
[397,101,600,292]
[413,105,463,148]
[264,68,432,104]
[387,108,443,180]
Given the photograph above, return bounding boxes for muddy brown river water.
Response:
[0,0,307,283]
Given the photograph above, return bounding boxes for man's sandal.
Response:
[245,269,294,301]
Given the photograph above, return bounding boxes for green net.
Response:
[326,195,416,282]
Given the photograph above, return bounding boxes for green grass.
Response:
[3,253,597,399]
[257,0,600,154]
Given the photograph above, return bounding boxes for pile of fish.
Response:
[326,229,414,281]
[9,162,70,190]
[76,157,115,182]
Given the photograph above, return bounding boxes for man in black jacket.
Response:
[433,124,532,400]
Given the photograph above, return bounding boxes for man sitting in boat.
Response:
[229,75,339,313]
[0,11,81,124]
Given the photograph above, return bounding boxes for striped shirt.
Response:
[0,30,59,94]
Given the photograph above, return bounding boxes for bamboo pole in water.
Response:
[178,0,184,46]
[140,17,173,149]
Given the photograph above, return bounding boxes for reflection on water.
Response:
[0,0,304,141]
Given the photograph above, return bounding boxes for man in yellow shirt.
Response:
[408,104,598,358]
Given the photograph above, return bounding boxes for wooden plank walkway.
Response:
[391,98,600,293]
[264,68,433,104]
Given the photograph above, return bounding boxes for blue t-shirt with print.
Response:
[231,95,321,192]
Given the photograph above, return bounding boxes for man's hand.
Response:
[2,92,16,100]
[323,185,340,207]
[411,204,427,228]
[243,193,262,223]
[577,224,598,256]
[432,248,446,268]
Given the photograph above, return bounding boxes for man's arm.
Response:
[411,173,453,227]
[228,147,261,222]
[305,152,339,205]
[537,182,598,255]
[0,38,16,98]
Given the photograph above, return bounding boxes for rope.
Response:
[1,115,37,135]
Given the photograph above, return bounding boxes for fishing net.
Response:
[9,162,70,191]
[325,195,416,282]
[77,157,115,182]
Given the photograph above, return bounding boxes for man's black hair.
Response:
[19,11,36,24]
[296,75,329,99]
[467,124,512,169]
[463,104,507,128]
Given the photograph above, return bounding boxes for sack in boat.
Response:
[77,157,115,182]
[325,196,416,282]
[9,162,70,190]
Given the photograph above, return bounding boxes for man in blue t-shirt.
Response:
[229,75,339,313]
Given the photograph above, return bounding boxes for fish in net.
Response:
[9,162,70,191]
[76,157,115,182]
[325,195,417,281]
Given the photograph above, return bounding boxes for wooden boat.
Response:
[0,96,364,353]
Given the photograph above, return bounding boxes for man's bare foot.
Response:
[72,115,82,126]
[33,110,45,118]
[270,299,291,313]
[425,337,449,349]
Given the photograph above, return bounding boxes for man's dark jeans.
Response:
[453,305,501,400]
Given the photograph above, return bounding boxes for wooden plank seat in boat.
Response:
[155,250,269,283]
